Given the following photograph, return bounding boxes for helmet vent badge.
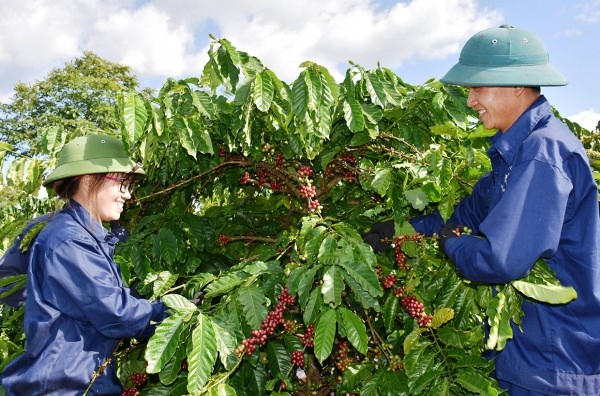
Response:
[491,39,498,45]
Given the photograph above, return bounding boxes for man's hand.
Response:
[438,223,467,253]
[363,220,395,252]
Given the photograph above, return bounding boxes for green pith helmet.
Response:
[42,134,145,187]
[441,25,568,87]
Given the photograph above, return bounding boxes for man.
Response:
[366,25,600,394]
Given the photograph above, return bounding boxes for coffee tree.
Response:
[1,36,593,395]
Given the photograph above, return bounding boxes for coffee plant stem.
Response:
[133,158,253,203]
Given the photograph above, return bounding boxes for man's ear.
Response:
[513,86,526,97]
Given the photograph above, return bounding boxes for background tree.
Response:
[0,51,143,157]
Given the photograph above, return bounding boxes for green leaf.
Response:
[455,368,499,394]
[267,341,292,377]
[121,91,148,143]
[212,320,237,369]
[204,272,248,300]
[343,97,365,133]
[305,67,323,112]
[0,275,27,300]
[338,259,382,298]
[238,286,268,329]
[158,343,187,385]
[292,71,308,118]
[152,271,179,300]
[344,269,380,311]
[161,293,197,312]
[404,188,429,211]
[371,168,392,196]
[364,72,387,107]
[322,265,344,306]
[253,70,274,112]
[382,293,399,332]
[403,328,424,356]
[430,307,454,329]
[41,125,64,154]
[511,280,577,304]
[187,313,218,394]
[155,228,180,265]
[341,363,375,392]
[192,90,216,118]
[145,311,188,373]
[297,265,320,308]
[486,290,513,351]
[338,307,368,354]
[403,341,435,390]
[206,382,237,396]
[314,309,337,364]
[303,286,323,326]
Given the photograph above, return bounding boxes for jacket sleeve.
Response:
[36,237,167,339]
[445,160,570,283]
[0,214,52,307]
[409,173,494,236]
[0,238,28,307]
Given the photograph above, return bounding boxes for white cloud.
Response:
[86,4,206,78]
[568,109,600,131]
[0,0,502,101]
[150,0,501,82]
[576,0,600,23]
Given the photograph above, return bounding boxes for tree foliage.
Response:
[0,51,142,157]
[1,38,598,395]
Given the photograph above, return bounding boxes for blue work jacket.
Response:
[0,214,53,307]
[411,96,600,395]
[1,201,167,395]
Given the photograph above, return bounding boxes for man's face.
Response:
[466,86,520,132]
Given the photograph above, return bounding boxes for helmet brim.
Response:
[441,62,568,87]
[42,157,145,187]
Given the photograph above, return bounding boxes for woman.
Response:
[1,134,168,395]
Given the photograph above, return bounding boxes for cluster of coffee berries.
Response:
[299,184,316,199]
[393,287,404,297]
[302,324,315,348]
[308,199,322,214]
[131,372,147,388]
[291,350,305,367]
[240,171,250,185]
[283,319,299,333]
[217,234,229,246]
[297,165,314,180]
[324,154,359,183]
[401,295,432,328]
[121,387,139,396]
[335,339,354,372]
[270,179,283,192]
[382,273,397,289]
[388,354,404,371]
[255,169,270,187]
[275,152,285,168]
[393,234,421,270]
[237,287,296,357]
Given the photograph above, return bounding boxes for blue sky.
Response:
[1,0,598,129]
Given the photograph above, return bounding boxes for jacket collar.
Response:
[488,95,551,164]
[63,200,119,245]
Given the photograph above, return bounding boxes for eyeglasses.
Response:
[104,175,135,193]
[103,163,143,193]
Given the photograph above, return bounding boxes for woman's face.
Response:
[75,173,133,222]
[95,174,132,222]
